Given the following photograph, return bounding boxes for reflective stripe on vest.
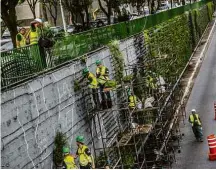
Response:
[64,155,77,169]
[189,114,201,126]
[129,95,137,108]
[88,73,98,89]
[96,66,107,76]
[97,66,109,85]
[30,30,39,45]
[78,145,92,166]
[16,33,26,48]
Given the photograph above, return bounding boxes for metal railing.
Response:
[1,45,44,88]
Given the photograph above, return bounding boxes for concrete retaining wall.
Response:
[1,35,139,168]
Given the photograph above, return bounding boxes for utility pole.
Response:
[59,0,67,34]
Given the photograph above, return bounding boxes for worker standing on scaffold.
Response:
[75,136,95,169]
[95,60,112,109]
[127,88,139,110]
[79,67,100,110]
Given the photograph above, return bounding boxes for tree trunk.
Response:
[54,5,58,26]
[151,1,155,14]
[79,12,85,28]
[157,0,161,10]
[84,6,90,28]
[1,3,18,48]
[182,0,186,5]
[32,10,36,19]
[98,0,109,21]
[41,1,48,21]
[107,5,112,25]
[53,18,57,26]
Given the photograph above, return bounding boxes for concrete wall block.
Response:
[28,78,43,92]
[41,84,59,110]
[51,66,74,82]
[1,118,20,139]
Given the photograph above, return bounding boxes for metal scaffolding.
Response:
[71,32,189,168]
[78,60,186,168]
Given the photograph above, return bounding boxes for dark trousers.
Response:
[99,84,112,109]
[192,126,203,139]
[92,88,100,109]
[80,164,91,169]
[38,45,47,68]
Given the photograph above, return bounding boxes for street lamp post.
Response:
[59,0,67,34]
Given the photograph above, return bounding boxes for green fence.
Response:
[1,45,43,88]
[1,0,213,90]
[53,0,212,62]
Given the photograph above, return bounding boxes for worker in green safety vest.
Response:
[16,27,26,48]
[188,109,203,142]
[95,60,112,109]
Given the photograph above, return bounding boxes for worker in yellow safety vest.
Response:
[146,75,157,89]
[127,88,139,109]
[75,136,95,169]
[27,18,43,45]
[95,60,112,109]
[188,109,203,142]
[16,27,26,48]
[79,67,100,110]
[146,73,158,96]
[62,147,78,169]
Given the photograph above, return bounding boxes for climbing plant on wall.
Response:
[53,131,68,168]
[141,3,214,87]
[107,40,124,83]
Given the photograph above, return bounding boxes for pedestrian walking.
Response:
[188,109,203,142]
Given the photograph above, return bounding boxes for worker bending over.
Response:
[79,68,100,110]
[62,146,78,169]
[95,60,112,109]
[75,136,95,169]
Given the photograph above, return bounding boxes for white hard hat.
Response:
[32,18,43,23]
[191,109,196,112]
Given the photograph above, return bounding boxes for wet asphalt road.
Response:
[173,26,216,168]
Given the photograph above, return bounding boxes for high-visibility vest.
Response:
[16,33,26,48]
[146,76,156,89]
[129,95,137,108]
[87,72,98,89]
[96,66,109,85]
[77,145,92,166]
[189,114,201,126]
[64,155,77,169]
[29,30,39,45]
